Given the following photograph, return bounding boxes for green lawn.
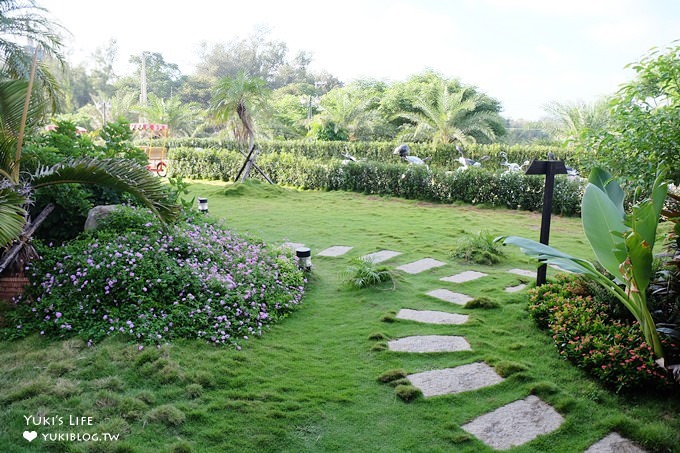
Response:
[1,181,678,452]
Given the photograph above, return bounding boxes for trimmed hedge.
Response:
[169,147,584,216]
[148,138,572,172]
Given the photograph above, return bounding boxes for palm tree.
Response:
[210,71,269,150]
[543,99,610,146]
[396,79,505,146]
[0,3,178,261]
[311,85,381,141]
[0,0,66,110]
[136,93,205,137]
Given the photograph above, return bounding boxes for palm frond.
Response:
[31,158,180,223]
[0,185,26,248]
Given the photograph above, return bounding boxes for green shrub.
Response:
[169,148,585,216]
[528,275,679,392]
[464,297,500,309]
[452,231,505,265]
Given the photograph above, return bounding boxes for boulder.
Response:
[84,204,121,232]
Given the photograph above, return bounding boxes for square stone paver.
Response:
[396,258,446,274]
[462,395,564,450]
[396,309,468,325]
[440,270,488,283]
[585,433,646,453]
[282,242,305,250]
[426,289,473,306]
[505,283,527,293]
[362,250,401,264]
[388,335,471,353]
[407,362,504,397]
[317,246,353,257]
[507,268,535,278]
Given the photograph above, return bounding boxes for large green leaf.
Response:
[498,236,598,276]
[0,186,26,248]
[588,167,624,215]
[629,201,658,250]
[31,158,179,223]
[581,183,628,279]
[624,231,653,295]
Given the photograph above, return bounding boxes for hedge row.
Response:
[148,138,573,172]
[169,147,584,216]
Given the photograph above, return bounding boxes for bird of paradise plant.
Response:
[499,166,669,366]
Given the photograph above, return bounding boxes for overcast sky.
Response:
[42,0,679,120]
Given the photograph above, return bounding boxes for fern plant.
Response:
[343,257,395,289]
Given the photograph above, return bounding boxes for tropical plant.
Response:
[451,230,505,265]
[343,257,395,289]
[394,77,505,146]
[135,93,204,137]
[210,71,269,150]
[0,0,65,109]
[543,99,610,146]
[499,166,670,365]
[0,67,178,262]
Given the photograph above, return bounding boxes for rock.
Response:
[84,204,121,232]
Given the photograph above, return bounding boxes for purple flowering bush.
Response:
[4,207,306,349]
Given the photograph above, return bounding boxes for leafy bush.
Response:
[160,138,569,171]
[169,148,585,216]
[4,207,306,349]
[528,275,679,393]
[451,230,505,265]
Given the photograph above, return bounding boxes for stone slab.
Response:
[507,268,535,278]
[282,242,306,250]
[362,250,401,264]
[585,433,646,453]
[407,362,503,397]
[396,309,468,325]
[505,284,527,293]
[317,246,353,257]
[388,335,471,353]
[426,289,473,306]
[396,258,446,274]
[440,270,488,283]
[461,395,564,451]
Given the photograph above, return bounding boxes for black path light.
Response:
[524,158,568,286]
[197,197,209,214]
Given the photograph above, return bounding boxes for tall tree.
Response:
[210,71,269,149]
[136,93,204,137]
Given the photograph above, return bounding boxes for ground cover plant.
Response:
[4,206,305,349]
[0,182,678,452]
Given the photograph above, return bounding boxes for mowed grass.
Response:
[1,180,678,452]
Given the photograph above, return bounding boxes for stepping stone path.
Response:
[396,258,446,274]
[396,308,468,325]
[426,289,473,306]
[585,433,647,453]
[407,362,504,397]
[505,283,527,293]
[388,335,471,353]
[362,250,401,264]
[317,245,353,257]
[440,270,487,283]
[461,395,564,451]
[507,268,535,278]
[348,248,581,450]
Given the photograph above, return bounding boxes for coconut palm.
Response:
[136,93,205,137]
[543,99,610,146]
[210,71,269,150]
[396,79,505,146]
